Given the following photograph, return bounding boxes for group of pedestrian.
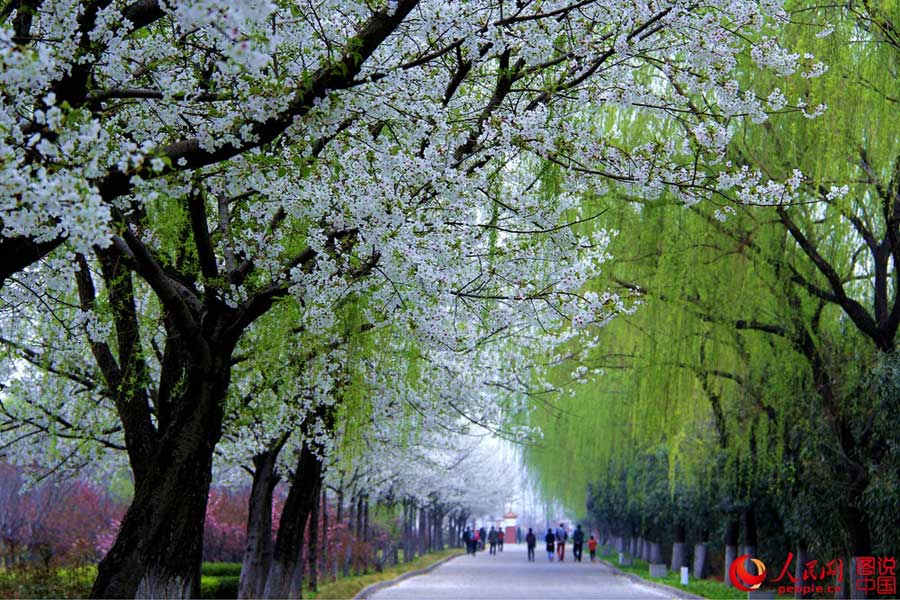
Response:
[523,524,599,563]
[461,525,505,555]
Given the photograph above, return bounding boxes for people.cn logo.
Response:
[730,555,767,592]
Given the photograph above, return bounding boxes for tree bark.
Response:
[418,507,427,557]
[263,440,323,599]
[649,542,663,565]
[671,524,686,571]
[724,517,739,587]
[742,506,759,575]
[91,362,229,599]
[238,447,282,599]
[795,541,810,600]
[693,543,707,580]
[693,528,709,580]
[363,497,370,542]
[847,505,872,600]
[320,490,329,584]
[307,484,320,593]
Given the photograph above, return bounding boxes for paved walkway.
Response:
[371,543,676,599]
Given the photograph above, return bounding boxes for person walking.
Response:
[545,528,556,562]
[525,528,536,562]
[588,535,598,562]
[463,527,473,555]
[555,523,568,561]
[498,528,505,552]
[572,524,585,562]
[473,528,481,554]
[488,526,498,555]
[479,526,487,551]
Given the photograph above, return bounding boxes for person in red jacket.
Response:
[588,535,598,562]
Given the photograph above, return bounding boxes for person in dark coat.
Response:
[572,524,585,562]
[525,528,537,562]
[479,526,487,551]
[545,528,556,561]
[463,527,473,555]
[488,526,498,555]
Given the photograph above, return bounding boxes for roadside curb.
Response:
[598,558,707,599]
[354,551,464,599]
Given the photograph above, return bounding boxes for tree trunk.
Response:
[724,517,739,587]
[320,490,328,584]
[363,497,370,542]
[693,529,709,580]
[344,495,355,577]
[742,506,759,575]
[91,363,229,599]
[307,484,320,593]
[263,440,323,599]
[238,448,281,599]
[416,508,428,556]
[671,524,686,571]
[649,542,663,565]
[847,505,872,600]
[795,541,809,600]
[693,543,707,580]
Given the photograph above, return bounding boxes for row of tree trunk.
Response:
[238,443,458,600]
[601,506,868,599]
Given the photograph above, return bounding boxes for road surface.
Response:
[370,543,681,599]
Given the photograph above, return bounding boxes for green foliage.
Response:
[200,574,240,599]
[0,565,95,599]
[200,562,243,577]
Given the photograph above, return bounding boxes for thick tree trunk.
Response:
[263,440,323,599]
[238,448,281,599]
[724,517,739,587]
[693,529,709,580]
[671,524,686,571]
[91,363,228,599]
[847,506,872,600]
[742,506,759,575]
[693,543,707,580]
[794,541,809,600]
[649,542,663,565]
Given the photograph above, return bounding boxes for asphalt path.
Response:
[370,542,680,599]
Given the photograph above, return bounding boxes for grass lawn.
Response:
[0,564,96,598]
[602,555,749,599]
[0,553,460,599]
